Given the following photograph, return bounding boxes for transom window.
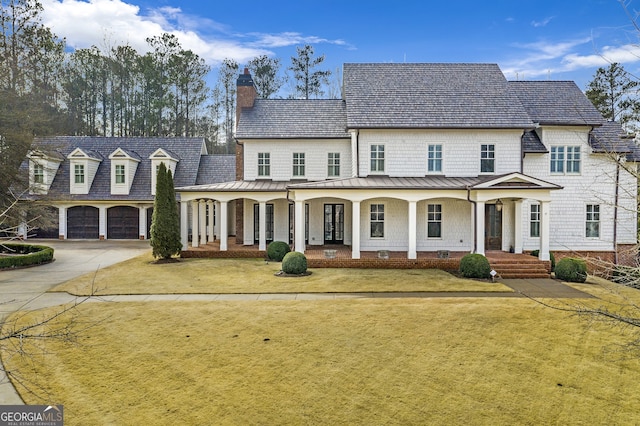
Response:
[115,164,126,184]
[370,204,385,238]
[480,144,495,173]
[370,145,385,173]
[551,146,581,174]
[328,153,340,177]
[293,153,305,177]
[33,163,44,184]
[427,204,442,238]
[530,204,540,238]
[586,204,600,238]
[258,153,270,177]
[74,164,85,184]
[427,144,442,173]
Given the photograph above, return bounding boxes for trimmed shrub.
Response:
[459,253,491,279]
[530,250,556,271]
[555,257,588,283]
[282,251,307,275]
[267,241,291,261]
[0,244,54,269]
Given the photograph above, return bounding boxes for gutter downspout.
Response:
[467,186,477,253]
[614,157,620,264]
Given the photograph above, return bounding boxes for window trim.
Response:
[74,164,85,184]
[293,152,305,177]
[551,145,581,175]
[328,152,340,177]
[115,164,126,184]
[480,144,495,173]
[427,144,443,173]
[586,204,600,238]
[258,152,270,177]
[370,144,385,174]
[530,203,540,238]
[370,203,385,239]
[427,203,442,239]
[33,163,44,184]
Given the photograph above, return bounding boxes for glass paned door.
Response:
[324,204,344,244]
[254,203,274,244]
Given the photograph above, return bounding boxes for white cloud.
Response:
[531,16,555,28]
[40,0,345,67]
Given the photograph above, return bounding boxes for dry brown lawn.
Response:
[5,280,640,425]
[51,252,510,295]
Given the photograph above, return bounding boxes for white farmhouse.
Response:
[178,63,638,267]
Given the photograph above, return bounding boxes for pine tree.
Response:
[150,162,182,260]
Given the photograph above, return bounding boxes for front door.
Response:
[324,204,344,244]
[485,204,502,250]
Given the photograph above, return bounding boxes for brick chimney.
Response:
[235,68,256,244]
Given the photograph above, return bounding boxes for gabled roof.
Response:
[509,81,604,126]
[522,130,547,153]
[589,121,636,155]
[27,136,206,201]
[342,63,534,129]
[236,99,349,139]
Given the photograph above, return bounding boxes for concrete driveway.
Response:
[0,239,150,403]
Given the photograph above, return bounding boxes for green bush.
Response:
[459,253,491,279]
[0,244,54,269]
[554,257,587,283]
[267,241,291,261]
[530,250,556,271]
[282,251,307,275]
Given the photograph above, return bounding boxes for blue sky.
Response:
[39,0,640,90]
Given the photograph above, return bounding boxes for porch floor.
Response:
[181,238,551,278]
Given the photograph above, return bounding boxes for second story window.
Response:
[258,153,270,177]
[33,163,44,184]
[480,144,495,173]
[74,164,85,184]
[293,153,305,177]
[427,144,442,173]
[328,153,340,177]
[551,146,581,174]
[115,164,126,184]
[370,145,385,173]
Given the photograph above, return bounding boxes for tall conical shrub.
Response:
[150,162,182,259]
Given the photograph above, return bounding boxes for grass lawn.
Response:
[50,252,511,295]
[5,287,640,425]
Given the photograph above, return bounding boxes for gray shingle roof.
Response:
[27,136,206,201]
[236,99,349,139]
[509,81,604,126]
[589,121,639,159]
[195,155,236,185]
[342,63,535,129]
[522,130,547,153]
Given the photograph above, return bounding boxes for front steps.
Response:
[487,253,551,279]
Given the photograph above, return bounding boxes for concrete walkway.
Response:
[0,240,594,404]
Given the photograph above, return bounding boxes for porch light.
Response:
[495,199,503,212]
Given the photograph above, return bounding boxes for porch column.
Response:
[139,207,146,240]
[191,200,199,248]
[220,201,228,251]
[214,201,221,240]
[475,201,485,255]
[539,201,550,261]
[99,206,106,240]
[207,200,215,242]
[199,200,207,246]
[180,201,188,249]
[513,200,523,254]
[58,206,67,239]
[352,201,361,259]
[408,200,417,259]
[258,201,267,251]
[294,200,305,253]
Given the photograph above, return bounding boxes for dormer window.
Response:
[27,149,63,195]
[149,148,178,195]
[67,148,102,195]
[109,148,140,195]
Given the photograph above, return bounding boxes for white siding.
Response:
[357,129,523,177]
[243,139,351,181]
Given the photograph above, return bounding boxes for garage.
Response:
[67,206,99,239]
[107,206,139,239]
